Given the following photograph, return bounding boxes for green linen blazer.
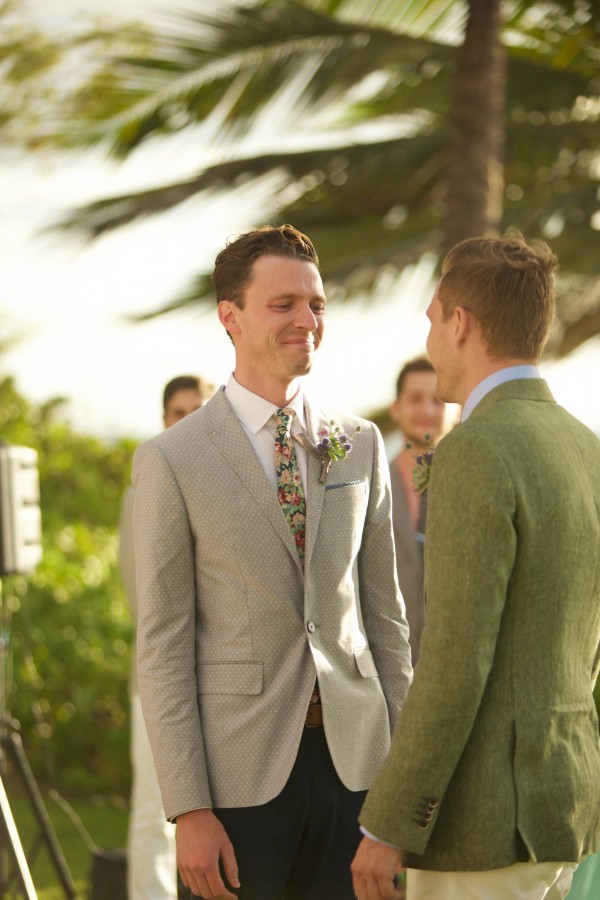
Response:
[360,378,600,871]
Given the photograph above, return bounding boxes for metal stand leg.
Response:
[0,729,78,899]
[0,770,37,898]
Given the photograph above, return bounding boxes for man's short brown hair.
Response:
[213,224,319,308]
[395,356,435,399]
[162,375,214,412]
[439,234,557,360]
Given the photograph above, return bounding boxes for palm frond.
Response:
[43,0,600,355]
[306,0,467,38]
[52,131,445,237]
[56,0,457,156]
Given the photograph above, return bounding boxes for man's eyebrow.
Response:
[268,292,327,302]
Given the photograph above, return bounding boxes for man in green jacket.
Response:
[352,234,600,900]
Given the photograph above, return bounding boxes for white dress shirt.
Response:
[224,374,309,497]
[461,365,541,422]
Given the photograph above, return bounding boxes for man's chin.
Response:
[288,349,314,375]
[433,376,454,405]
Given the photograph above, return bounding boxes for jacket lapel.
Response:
[206,389,303,569]
[303,401,327,569]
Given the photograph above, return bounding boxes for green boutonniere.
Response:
[405,434,435,495]
[315,421,361,483]
[294,420,361,484]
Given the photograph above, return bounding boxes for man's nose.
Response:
[296,303,319,331]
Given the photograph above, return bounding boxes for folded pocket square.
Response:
[325,480,364,491]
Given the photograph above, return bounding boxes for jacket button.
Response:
[307,621,316,633]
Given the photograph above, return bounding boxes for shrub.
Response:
[1,376,136,797]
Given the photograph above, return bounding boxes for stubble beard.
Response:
[284,344,315,379]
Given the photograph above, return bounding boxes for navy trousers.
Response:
[191,726,366,900]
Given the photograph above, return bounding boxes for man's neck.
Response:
[232,370,301,408]
[457,356,538,407]
[460,360,541,422]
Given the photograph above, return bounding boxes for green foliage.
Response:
[43,0,600,356]
[0,376,136,797]
[4,1,600,353]
[8,789,129,896]
[0,0,152,148]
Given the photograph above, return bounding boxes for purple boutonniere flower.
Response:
[293,420,361,484]
[315,420,361,483]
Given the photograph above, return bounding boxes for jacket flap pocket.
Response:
[197,662,264,695]
[354,647,379,678]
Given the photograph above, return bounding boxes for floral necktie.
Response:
[275,409,320,713]
[274,408,306,560]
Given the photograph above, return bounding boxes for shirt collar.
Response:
[225,373,306,434]
[461,365,541,422]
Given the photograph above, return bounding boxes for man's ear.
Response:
[217,300,241,336]
[453,305,472,346]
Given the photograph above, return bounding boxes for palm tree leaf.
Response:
[52,131,446,236]
[307,0,467,36]
[46,0,600,354]
[59,1,455,155]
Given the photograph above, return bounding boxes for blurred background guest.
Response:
[389,356,447,665]
[119,374,215,900]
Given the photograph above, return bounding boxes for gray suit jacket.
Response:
[133,387,412,820]
[361,379,600,870]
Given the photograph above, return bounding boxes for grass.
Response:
[2,783,129,899]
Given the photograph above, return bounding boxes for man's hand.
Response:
[351,835,406,900]
[176,808,240,899]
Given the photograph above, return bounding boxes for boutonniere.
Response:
[406,434,435,495]
[294,420,361,484]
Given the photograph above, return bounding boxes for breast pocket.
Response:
[324,479,366,492]
[321,480,368,542]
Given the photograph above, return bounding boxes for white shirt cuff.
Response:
[360,825,401,848]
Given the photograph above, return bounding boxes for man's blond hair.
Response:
[439,234,557,360]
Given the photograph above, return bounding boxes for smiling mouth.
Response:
[285,339,314,349]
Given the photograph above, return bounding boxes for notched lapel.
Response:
[207,392,302,569]
[302,404,327,568]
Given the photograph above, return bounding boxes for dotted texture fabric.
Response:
[132,387,412,820]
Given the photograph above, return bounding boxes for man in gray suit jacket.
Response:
[133,224,412,899]
[352,234,600,899]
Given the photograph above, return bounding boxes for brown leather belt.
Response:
[305,702,323,728]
